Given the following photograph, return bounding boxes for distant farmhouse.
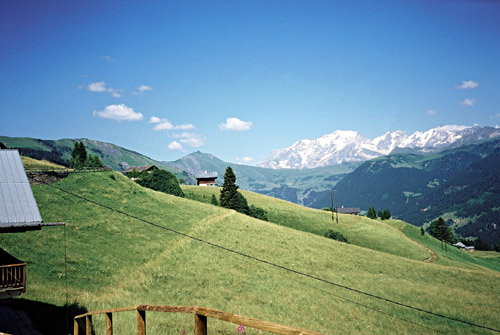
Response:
[0,150,64,299]
[123,165,158,180]
[336,207,361,215]
[195,171,218,186]
[123,164,158,174]
[453,242,475,252]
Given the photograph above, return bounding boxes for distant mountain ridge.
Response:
[259,125,500,169]
[0,135,186,177]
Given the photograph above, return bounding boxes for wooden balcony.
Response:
[0,248,26,299]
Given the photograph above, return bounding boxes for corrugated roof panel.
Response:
[0,150,43,228]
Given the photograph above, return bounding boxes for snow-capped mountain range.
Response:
[258,125,500,169]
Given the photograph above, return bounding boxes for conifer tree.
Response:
[211,194,218,206]
[70,141,87,169]
[220,166,240,210]
[367,206,377,219]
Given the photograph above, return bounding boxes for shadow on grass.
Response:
[0,298,89,335]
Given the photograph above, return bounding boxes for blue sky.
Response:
[1,0,499,164]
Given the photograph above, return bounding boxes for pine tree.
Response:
[428,217,457,244]
[367,206,377,219]
[70,141,87,169]
[211,194,218,206]
[220,166,238,209]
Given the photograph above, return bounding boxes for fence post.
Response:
[85,315,92,335]
[74,319,79,335]
[105,312,113,335]
[137,310,146,335]
[194,314,207,335]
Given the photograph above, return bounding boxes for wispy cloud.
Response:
[218,117,252,131]
[149,116,194,131]
[172,132,205,147]
[460,98,476,106]
[427,109,437,115]
[132,85,153,95]
[457,80,479,90]
[168,141,183,151]
[86,81,122,98]
[93,104,143,121]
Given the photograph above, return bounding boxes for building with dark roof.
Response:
[336,207,361,215]
[195,171,218,186]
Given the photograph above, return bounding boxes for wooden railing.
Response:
[74,305,324,335]
[0,263,26,293]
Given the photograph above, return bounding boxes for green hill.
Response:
[1,170,499,334]
[0,135,186,177]
[164,151,358,205]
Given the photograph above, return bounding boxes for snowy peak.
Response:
[259,125,500,169]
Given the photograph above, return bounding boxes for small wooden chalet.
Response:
[123,165,158,180]
[123,164,158,174]
[0,149,64,299]
[195,171,218,186]
[336,207,361,215]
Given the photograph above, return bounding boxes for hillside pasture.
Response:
[0,172,498,334]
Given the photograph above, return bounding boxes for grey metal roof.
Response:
[195,171,218,179]
[0,150,43,229]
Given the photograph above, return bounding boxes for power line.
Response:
[38,177,500,334]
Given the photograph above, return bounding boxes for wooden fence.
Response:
[74,305,324,335]
[0,263,26,293]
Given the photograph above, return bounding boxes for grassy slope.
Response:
[21,156,67,170]
[183,186,500,272]
[0,172,499,334]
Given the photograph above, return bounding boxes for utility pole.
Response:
[330,190,334,222]
[335,190,338,224]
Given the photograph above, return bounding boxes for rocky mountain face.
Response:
[259,125,500,169]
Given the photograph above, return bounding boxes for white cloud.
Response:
[88,81,108,92]
[87,81,122,98]
[132,85,153,95]
[236,157,254,163]
[180,137,204,147]
[137,85,152,92]
[218,117,253,131]
[153,120,175,131]
[427,109,437,115]
[150,116,195,131]
[460,98,476,106]
[168,141,183,151]
[172,132,205,147]
[92,104,143,121]
[457,80,479,90]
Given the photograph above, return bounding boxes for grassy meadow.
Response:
[0,171,499,334]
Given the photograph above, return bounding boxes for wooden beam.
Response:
[74,319,79,335]
[105,312,113,335]
[137,310,146,335]
[194,314,207,335]
[85,315,92,335]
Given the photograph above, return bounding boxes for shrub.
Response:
[136,169,184,197]
[324,230,348,243]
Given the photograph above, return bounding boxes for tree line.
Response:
[70,141,104,169]
[366,207,391,220]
